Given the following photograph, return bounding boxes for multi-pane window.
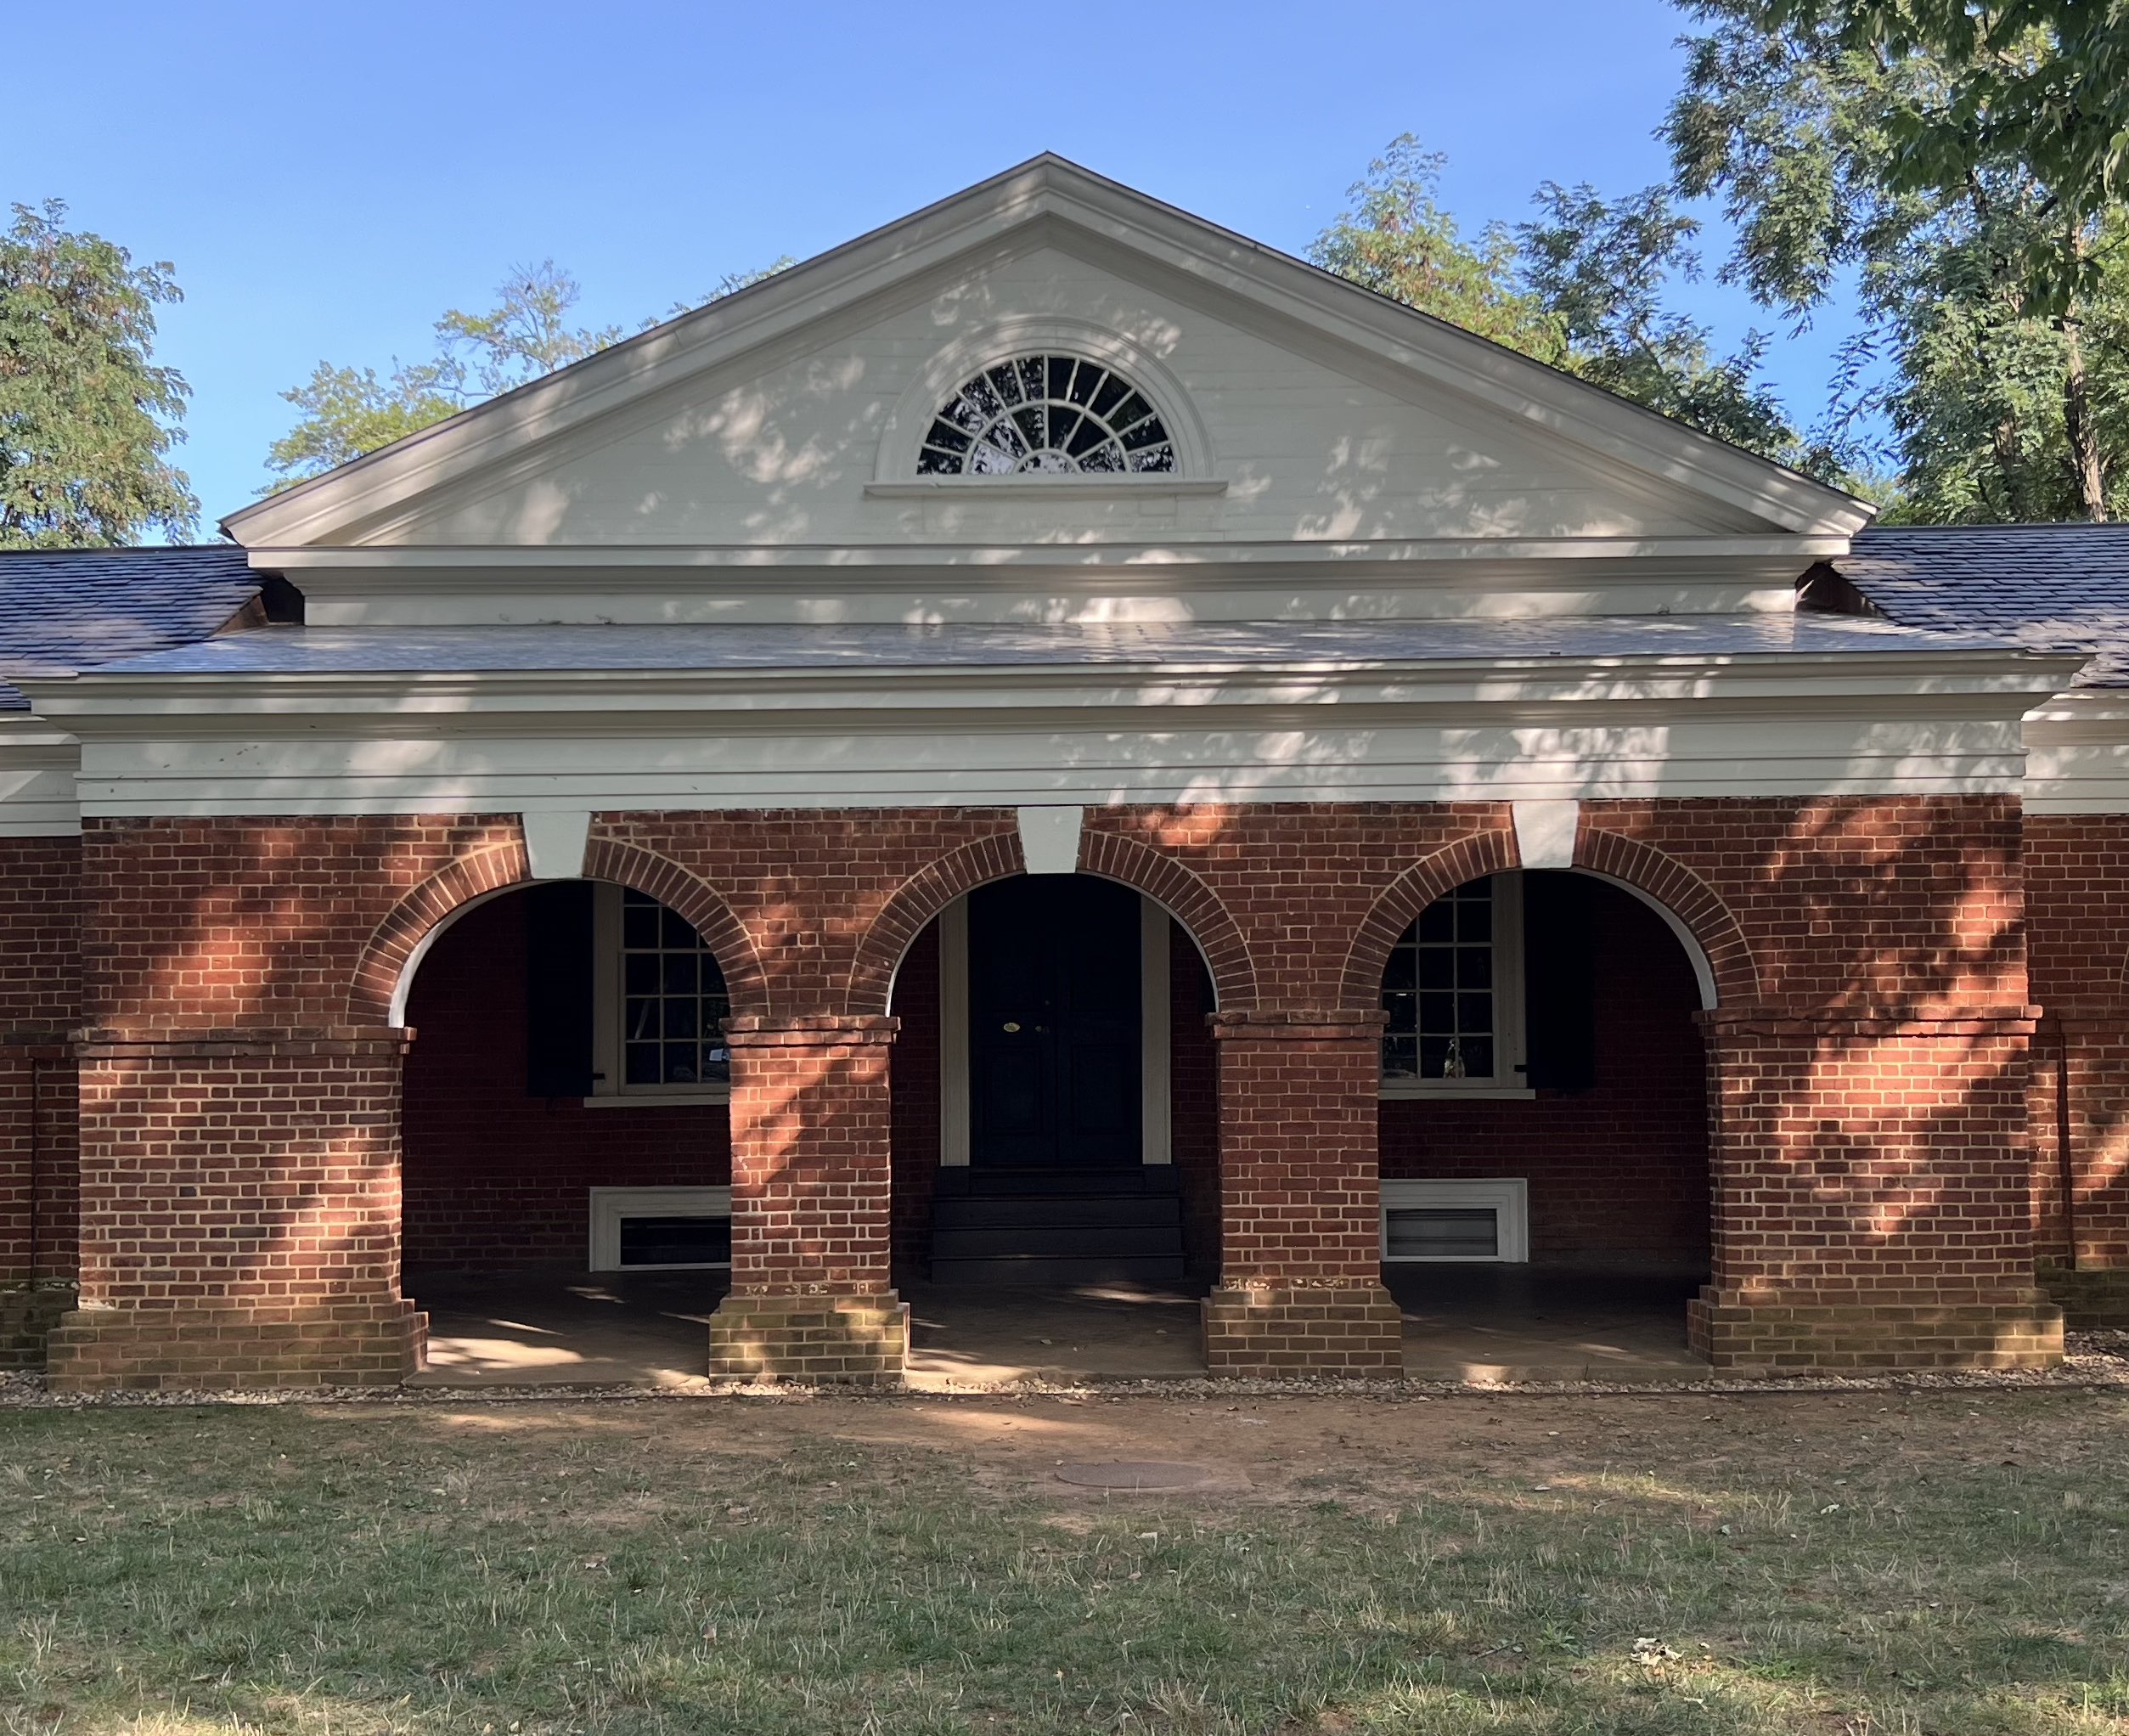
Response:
[619,888,730,1090]
[1381,875,1525,1091]
[915,354,1176,476]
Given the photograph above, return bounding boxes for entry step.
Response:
[927,1167,1189,1286]
[934,1166,1179,1197]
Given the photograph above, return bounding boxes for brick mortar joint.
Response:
[724,1017,901,1048]
[1700,1005,2042,1036]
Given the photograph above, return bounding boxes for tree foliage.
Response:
[1308,140,1571,363]
[1666,0,2129,520]
[1310,138,1830,476]
[266,256,796,488]
[0,199,196,548]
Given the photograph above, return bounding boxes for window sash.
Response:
[1379,872,1529,1097]
[590,883,733,1102]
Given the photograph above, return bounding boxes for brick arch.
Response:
[1338,825,1760,1011]
[347,834,769,1027]
[1339,829,1520,1009]
[844,826,1259,1016]
[1570,827,1758,1007]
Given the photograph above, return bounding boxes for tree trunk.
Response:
[2064,311,2109,521]
[2062,223,2109,522]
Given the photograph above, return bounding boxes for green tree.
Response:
[1309,138,1571,361]
[0,199,196,547]
[1518,182,1825,471]
[1310,138,1821,473]
[264,360,461,484]
[1666,1,2129,519]
[268,256,799,488]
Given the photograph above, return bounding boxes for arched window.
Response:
[916,354,1176,476]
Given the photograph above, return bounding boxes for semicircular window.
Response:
[917,354,1176,476]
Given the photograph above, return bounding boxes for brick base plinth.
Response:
[2037,1264,2129,1329]
[43,1300,427,1392]
[1201,1284,1405,1377]
[1688,1288,2063,1372]
[0,1283,75,1368]
[706,1293,909,1384]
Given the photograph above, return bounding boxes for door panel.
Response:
[967,876,1142,1167]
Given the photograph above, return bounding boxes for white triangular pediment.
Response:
[227,157,1867,561]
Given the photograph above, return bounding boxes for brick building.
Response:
[3,158,2123,1389]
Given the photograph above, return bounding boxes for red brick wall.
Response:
[726,1017,895,1294]
[62,797,2048,1359]
[1,835,82,1288]
[2025,814,2129,1268]
[73,1032,405,1310]
[1169,927,1220,1281]
[399,893,729,1272]
[1704,1017,2038,1300]
[1379,880,1709,1265]
[1211,1013,1385,1285]
[1579,797,2025,1015]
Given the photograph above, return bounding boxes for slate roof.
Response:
[71,610,2051,682]
[1836,524,2129,688]
[0,545,260,711]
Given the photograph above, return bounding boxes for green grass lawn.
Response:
[3,1390,2126,1734]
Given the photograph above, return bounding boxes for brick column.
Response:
[2033,1012,2129,1327]
[1690,1009,2064,1371]
[707,1015,908,1383]
[1202,1010,1402,1376]
[0,1040,76,1367]
[45,1029,426,1392]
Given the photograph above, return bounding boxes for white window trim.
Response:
[588,1186,732,1271]
[1381,1177,1529,1264]
[1379,871,1533,1101]
[589,882,732,1106]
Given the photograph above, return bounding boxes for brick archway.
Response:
[1338,824,1759,1011]
[1339,829,1519,1009]
[1573,827,1759,1007]
[844,827,1259,1016]
[347,832,769,1026]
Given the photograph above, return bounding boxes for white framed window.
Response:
[1381,1178,1529,1263]
[1380,873,1531,1099]
[588,884,732,1106]
[589,1186,732,1270]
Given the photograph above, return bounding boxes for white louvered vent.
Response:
[1380,1179,1529,1264]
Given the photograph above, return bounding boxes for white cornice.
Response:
[24,646,2081,735]
[249,534,1849,572]
[221,157,1871,547]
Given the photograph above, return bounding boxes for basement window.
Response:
[1380,1178,1529,1264]
[1380,875,1529,1098]
[589,1186,732,1271]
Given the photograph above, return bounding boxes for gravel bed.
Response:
[2,1332,2123,1409]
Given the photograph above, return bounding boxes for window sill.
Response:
[863,477,1228,500]
[581,1090,731,1109]
[1380,1083,1537,1102]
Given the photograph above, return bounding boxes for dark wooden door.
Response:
[967,876,1141,1168]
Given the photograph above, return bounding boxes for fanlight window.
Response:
[917,354,1176,476]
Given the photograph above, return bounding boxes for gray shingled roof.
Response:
[71,609,2047,681]
[1837,524,2129,687]
[0,545,260,711]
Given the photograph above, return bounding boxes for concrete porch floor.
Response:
[408,1262,1708,1387]
[1387,1263,1709,1382]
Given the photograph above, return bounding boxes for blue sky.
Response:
[14,0,1862,532]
